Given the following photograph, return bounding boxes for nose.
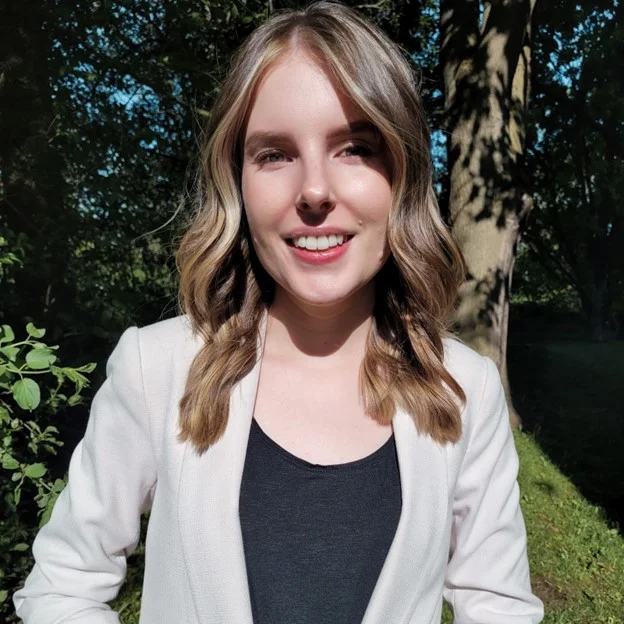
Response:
[295,159,336,215]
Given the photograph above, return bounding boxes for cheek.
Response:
[345,174,392,229]
[353,181,392,263]
[242,177,272,245]
[242,181,289,273]
[242,172,288,233]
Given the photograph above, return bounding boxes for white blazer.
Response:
[14,314,544,624]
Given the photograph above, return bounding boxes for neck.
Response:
[266,285,375,361]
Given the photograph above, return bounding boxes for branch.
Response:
[524,232,579,292]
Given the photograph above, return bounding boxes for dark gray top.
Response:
[239,417,402,624]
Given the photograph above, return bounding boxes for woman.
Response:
[14,2,544,623]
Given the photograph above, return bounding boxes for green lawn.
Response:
[114,340,624,623]
[441,427,624,624]
[507,339,624,623]
[515,430,623,623]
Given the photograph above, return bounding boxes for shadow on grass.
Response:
[508,339,624,532]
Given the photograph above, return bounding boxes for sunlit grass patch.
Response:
[516,430,623,623]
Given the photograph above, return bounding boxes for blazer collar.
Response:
[178,315,449,624]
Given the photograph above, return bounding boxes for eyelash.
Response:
[253,143,374,165]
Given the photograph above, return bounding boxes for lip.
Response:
[287,235,352,265]
[283,226,355,240]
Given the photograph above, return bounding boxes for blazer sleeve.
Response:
[13,326,157,623]
[443,356,544,623]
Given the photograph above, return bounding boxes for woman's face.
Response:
[241,50,392,312]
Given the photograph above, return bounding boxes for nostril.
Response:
[296,197,335,213]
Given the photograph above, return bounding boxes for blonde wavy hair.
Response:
[176,0,466,454]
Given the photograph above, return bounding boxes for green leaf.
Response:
[67,394,82,406]
[62,367,90,392]
[40,506,53,527]
[0,345,19,361]
[11,543,29,552]
[132,268,146,282]
[36,493,49,508]
[26,322,46,338]
[0,364,6,377]
[0,325,14,345]
[26,347,57,370]
[40,489,62,527]
[12,378,41,410]
[1,455,19,470]
[26,420,41,433]
[25,463,47,479]
[0,589,7,603]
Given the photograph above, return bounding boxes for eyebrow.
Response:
[244,119,379,156]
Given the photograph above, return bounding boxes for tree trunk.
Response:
[440,0,537,426]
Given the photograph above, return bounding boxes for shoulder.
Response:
[441,335,510,453]
[135,314,199,352]
[125,316,202,441]
[132,314,202,376]
[441,334,490,404]
[136,313,195,343]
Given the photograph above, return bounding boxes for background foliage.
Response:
[0,241,96,605]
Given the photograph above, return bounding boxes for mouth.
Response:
[285,234,355,251]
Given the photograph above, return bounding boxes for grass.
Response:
[515,429,623,623]
[112,339,624,623]
[506,338,624,623]
[440,427,624,624]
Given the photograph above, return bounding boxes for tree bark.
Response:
[440,0,537,426]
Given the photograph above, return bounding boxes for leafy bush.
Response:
[0,322,95,615]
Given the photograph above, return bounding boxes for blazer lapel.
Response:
[178,324,266,624]
[361,408,449,624]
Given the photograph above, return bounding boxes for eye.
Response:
[342,143,374,158]
[254,150,285,165]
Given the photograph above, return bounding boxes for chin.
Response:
[296,292,350,309]
[283,278,369,310]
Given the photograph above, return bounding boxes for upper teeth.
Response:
[293,234,346,250]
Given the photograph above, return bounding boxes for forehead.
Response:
[243,51,363,136]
